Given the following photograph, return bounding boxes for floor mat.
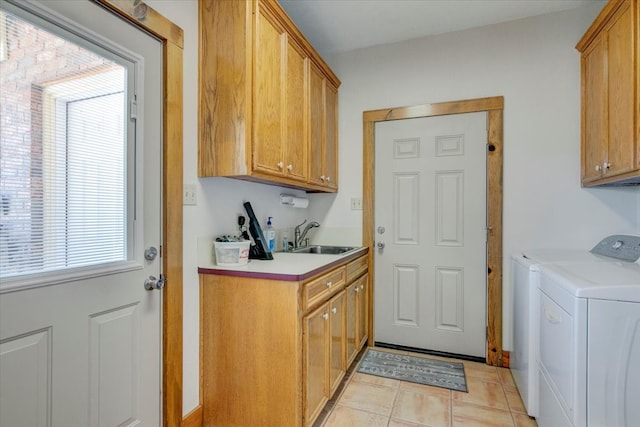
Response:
[356,348,468,392]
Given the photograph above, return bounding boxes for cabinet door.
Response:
[356,274,369,348]
[582,36,607,183]
[345,282,358,365]
[323,82,339,190]
[304,302,329,426]
[606,2,635,178]
[253,4,285,177]
[308,62,325,187]
[285,38,308,182]
[329,291,346,396]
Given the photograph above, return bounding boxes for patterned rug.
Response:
[356,349,468,392]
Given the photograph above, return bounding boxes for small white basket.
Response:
[214,241,250,266]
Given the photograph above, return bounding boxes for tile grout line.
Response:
[386,377,402,425]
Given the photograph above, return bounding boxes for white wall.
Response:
[324,2,640,354]
[148,0,639,416]
[146,1,336,414]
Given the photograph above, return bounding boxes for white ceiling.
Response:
[279,0,604,56]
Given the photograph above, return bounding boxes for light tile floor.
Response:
[317,347,538,427]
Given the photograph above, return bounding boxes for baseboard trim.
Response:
[182,405,203,427]
[374,342,485,364]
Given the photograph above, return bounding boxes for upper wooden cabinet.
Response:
[308,62,339,190]
[576,0,639,186]
[198,0,340,192]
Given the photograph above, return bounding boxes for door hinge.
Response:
[130,98,138,120]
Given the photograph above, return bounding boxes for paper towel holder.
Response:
[280,194,308,208]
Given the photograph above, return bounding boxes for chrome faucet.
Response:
[294,219,320,248]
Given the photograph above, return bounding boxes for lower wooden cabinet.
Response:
[329,291,346,395]
[304,302,328,425]
[304,291,346,426]
[200,252,368,427]
[346,273,368,366]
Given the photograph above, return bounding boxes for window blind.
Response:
[0,7,128,281]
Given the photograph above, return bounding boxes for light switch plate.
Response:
[350,197,362,210]
[183,184,197,205]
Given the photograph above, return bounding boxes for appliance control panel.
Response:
[590,234,640,262]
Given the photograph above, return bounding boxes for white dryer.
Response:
[510,249,612,417]
[535,235,640,427]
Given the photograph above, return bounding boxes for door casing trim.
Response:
[93,1,184,424]
[363,96,504,366]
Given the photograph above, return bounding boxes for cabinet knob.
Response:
[320,175,325,181]
[326,281,333,288]
[325,176,331,182]
[360,284,364,290]
[595,165,601,171]
[354,287,360,293]
[603,162,611,170]
[322,313,329,320]
[287,164,293,171]
[331,307,337,314]
[277,162,284,169]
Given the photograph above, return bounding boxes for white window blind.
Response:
[0,6,129,281]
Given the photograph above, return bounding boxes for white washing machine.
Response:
[535,235,640,427]
[510,249,613,417]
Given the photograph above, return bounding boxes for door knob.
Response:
[377,241,385,249]
[144,274,166,291]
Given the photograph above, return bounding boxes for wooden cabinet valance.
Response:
[198,0,340,192]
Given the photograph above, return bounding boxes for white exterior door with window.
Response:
[374,112,487,358]
[0,1,162,426]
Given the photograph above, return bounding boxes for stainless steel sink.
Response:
[291,245,358,255]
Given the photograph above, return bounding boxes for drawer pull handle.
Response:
[543,302,562,324]
[332,307,337,314]
[326,281,333,288]
[322,313,329,320]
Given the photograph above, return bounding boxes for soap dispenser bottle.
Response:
[266,217,276,252]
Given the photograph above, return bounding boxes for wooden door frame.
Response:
[93,1,184,424]
[363,96,504,366]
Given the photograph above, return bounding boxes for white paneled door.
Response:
[0,1,162,426]
[374,112,487,358]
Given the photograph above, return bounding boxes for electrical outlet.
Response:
[183,184,197,205]
[350,197,362,210]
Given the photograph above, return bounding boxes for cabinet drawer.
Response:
[303,267,346,311]
[346,255,368,283]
